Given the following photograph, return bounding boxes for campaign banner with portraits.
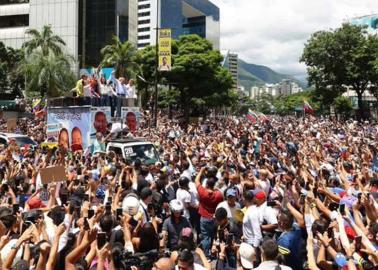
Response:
[121,107,141,133]
[47,107,91,152]
[90,107,111,136]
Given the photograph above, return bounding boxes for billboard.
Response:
[121,107,141,133]
[90,106,111,144]
[47,107,91,152]
[158,29,172,71]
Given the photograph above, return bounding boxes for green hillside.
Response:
[238,59,306,93]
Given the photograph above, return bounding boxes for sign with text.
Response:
[39,165,67,184]
[158,28,172,71]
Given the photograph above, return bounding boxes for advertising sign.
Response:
[121,107,141,133]
[158,28,172,71]
[47,107,91,152]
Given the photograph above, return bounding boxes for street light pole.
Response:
[154,0,159,127]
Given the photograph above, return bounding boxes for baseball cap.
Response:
[122,193,140,216]
[239,243,255,269]
[28,197,46,209]
[170,199,184,213]
[226,188,237,197]
[253,190,266,200]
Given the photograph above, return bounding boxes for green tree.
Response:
[167,35,234,120]
[0,42,25,96]
[19,50,75,98]
[301,24,378,115]
[333,95,353,118]
[101,36,139,78]
[23,25,66,56]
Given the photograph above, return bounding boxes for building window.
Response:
[0,14,28,28]
[138,42,149,48]
[138,4,150,10]
[138,11,150,17]
[0,0,28,4]
[138,19,150,25]
[138,27,150,32]
[138,35,150,40]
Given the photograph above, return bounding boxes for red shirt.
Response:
[197,183,223,219]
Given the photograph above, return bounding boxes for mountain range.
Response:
[238,59,307,93]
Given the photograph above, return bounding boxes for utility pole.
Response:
[153,0,160,127]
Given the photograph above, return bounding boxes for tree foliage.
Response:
[0,42,24,96]
[23,25,66,56]
[136,35,235,119]
[18,51,75,98]
[101,36,139,78]
[333,95,353,118]
[301,23,378,113]
[19,25,75,98]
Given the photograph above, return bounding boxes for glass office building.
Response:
[0,0,219,73]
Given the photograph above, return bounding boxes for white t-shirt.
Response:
[216,200,241,219]
[243,205,263,247]
[257,202,278,225]
[188,181,199,207]
[176,188,191,219]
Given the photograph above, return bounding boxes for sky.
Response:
[211,0,378,79]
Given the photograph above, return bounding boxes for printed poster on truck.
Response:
[121,107,141,133]
[47,107,91,152]
[89,106,111,145]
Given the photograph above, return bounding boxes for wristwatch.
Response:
[11,243,20,250]
[346,256,353,261]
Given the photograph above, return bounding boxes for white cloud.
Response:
[211,0,378,76]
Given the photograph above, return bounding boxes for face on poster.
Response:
[47,107,91,152]
[90,107,111,136]
[121,107,140,133]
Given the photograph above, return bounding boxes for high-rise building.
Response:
[221,50,238,89]
[349,14,378,34]
[0,0,219,72]
[136,0,220,49]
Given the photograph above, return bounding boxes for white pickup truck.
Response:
[106,138,161,165]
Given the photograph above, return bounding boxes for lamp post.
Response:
[153,0,160,127]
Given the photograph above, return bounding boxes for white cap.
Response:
[239,243,255,269]
[122,193,140,216]
[170,199,184,212]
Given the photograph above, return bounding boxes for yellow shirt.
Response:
[76,79,84,97]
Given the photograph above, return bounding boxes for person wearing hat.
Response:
[238,242,256,270]
[216,188,241,220]
[253,190,278,236]
[160,199,191,250]
[242,190,263,249]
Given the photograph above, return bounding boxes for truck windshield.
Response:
[124,144,159,165]
[12,137,37,147]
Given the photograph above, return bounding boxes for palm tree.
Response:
[23,25,66,56]
[101,36,139,78]
[18,49,76,98]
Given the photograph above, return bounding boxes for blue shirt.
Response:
[277,224,305,270]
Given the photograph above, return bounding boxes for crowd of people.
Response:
[0,112,377,270]
[73,68,137,117]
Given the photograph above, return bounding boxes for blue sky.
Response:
[212,0,377,78]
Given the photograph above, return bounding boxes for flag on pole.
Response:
[246,109,258,123]
[303,99,314,114]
